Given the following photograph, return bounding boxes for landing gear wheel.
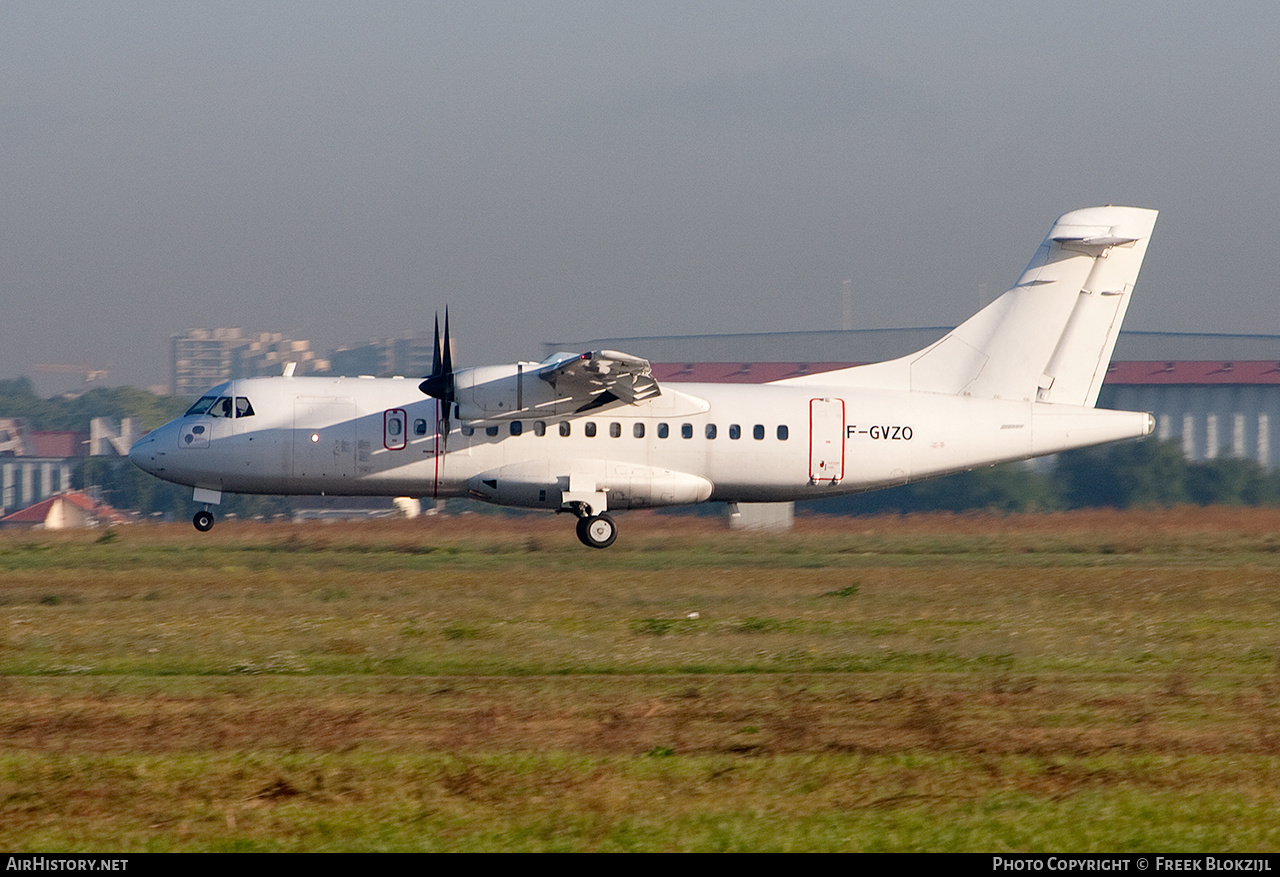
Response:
[193,510,215,532]
[576,513,617,549]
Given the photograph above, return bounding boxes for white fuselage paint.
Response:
[130,374,1153,511]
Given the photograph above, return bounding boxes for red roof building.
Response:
[27,431,88,458]
[0,492,130,530]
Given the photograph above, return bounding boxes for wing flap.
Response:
[537,350,661,410]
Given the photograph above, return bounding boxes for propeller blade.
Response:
[419,312,451,400]
[441,308,453,381]
[419,308,457,403]
[431,313,442,378]
[420,309,456,456]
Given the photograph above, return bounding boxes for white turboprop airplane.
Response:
[130,206,1158,547]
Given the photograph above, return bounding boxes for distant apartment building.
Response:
[170,329,330,396]
[327,339,394,378]
[328,333,437,378]
[235,333,328,381]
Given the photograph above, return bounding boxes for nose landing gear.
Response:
[190,487,222,533]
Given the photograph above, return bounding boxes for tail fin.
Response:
[1023,206,1157,406]
[778,206,1158,406]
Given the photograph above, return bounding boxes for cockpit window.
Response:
[184,396,217,417]
[186,395,253,418]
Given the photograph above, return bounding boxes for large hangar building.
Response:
[546,330,1280,469]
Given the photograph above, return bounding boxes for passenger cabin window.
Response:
[414,419,428,436]
[485,425,499,437]
[534,421,546,436]
[705,424,717,440]
[681,423,693,439]
[658,423,669,439]
[633,423,645,438]
[462,425,475,437]
[510,421,522,436]
[585,422,597,437]
[777,425,789,440]
[609,422,621,438]
[729,424,740,440]
[559,422,571,437]
[753,424,765,440]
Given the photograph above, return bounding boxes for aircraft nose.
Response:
[128,432,158,474]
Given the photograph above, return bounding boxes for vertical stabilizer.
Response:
[774,206,1158,407]
[908,206,1157,403]
[1032,207,1158,406]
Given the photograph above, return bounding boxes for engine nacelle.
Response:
[448,351,662,422]
[452,363,571,421]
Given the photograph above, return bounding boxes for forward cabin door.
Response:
[384,409,407,451]
[292,397,357,482]
[809,397,845,483]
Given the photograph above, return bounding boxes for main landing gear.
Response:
[193,510,215,532]
[574,511,617,549]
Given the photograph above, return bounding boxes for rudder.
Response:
[1032,206,1158,406]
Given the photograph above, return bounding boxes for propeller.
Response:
[419,310,456,448]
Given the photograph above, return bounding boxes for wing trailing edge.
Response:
[537,350,661,407]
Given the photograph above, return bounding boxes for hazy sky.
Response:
[4,2,1280,391]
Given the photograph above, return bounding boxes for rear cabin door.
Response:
[809,397,845,482]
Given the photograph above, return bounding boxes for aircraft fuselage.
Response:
[130,373,1151,510]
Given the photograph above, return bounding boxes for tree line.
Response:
[0,377,187,432]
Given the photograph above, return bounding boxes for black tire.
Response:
[193,510,215,532]
[577,513,617,549]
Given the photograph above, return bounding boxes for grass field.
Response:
[2,508,1279,851]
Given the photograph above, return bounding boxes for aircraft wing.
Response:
[537,350,662,411]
